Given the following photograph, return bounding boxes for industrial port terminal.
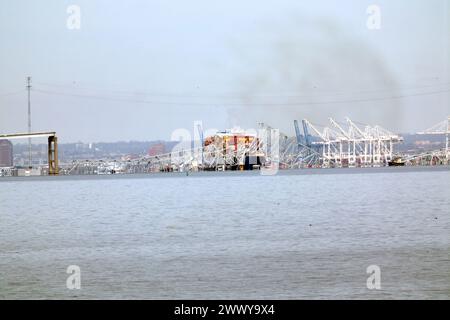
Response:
[1,116,449,177]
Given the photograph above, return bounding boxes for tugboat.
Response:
[388,156,406,167]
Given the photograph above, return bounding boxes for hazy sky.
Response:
[0,0,449,143]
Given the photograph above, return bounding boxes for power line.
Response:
[0,90,25,97]
[33,87,450,107]
[33,80,450,100]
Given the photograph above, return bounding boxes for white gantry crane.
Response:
[298,117,403,168]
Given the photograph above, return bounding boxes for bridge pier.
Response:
[48,135,59,175]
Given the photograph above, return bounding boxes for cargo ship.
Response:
[203,129,265,171]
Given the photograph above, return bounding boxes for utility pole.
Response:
[446,117,449,161]
[27,76,32,168]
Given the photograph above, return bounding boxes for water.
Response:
[0,167,449,299]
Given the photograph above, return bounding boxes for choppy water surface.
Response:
[0,167,449,299]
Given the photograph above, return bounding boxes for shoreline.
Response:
[1,165,449,182]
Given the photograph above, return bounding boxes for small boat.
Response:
[388,156,406,167]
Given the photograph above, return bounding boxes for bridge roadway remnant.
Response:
[0,131,59,175]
